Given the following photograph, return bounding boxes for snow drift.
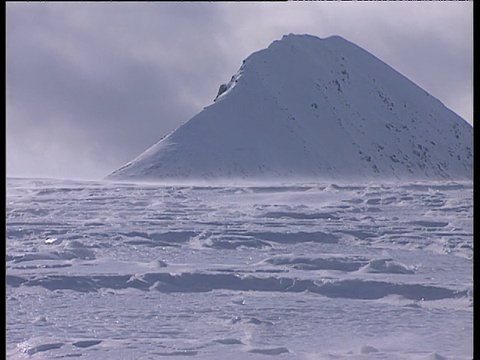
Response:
[106,34,473,182]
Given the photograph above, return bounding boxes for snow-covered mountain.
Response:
[107,34,473,182]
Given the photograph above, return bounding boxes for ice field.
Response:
[6,178,473,359]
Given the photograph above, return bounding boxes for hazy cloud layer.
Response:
[6,2,473,180]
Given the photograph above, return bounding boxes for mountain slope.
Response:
[107,34,473,182]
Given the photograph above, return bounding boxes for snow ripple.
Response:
[7,272,466,301]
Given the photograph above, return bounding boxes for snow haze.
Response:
[6,2,473,181]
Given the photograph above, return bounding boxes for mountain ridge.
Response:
[107,34,473,182]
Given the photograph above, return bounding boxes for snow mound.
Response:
[360,258,415,274]
[107,33,473,182]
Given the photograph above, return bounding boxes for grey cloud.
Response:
[7,3,234,179]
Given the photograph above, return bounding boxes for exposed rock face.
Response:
[107,34,473,182]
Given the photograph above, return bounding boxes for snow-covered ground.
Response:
[6,177,473,359]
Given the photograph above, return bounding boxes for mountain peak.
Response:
[107,34,472,182]
[272,33,350,48]
[278,33,344,42]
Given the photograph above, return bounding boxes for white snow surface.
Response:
[107,34,473,182]
[6,177,473,359]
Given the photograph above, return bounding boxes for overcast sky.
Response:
[6,2,473,180]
